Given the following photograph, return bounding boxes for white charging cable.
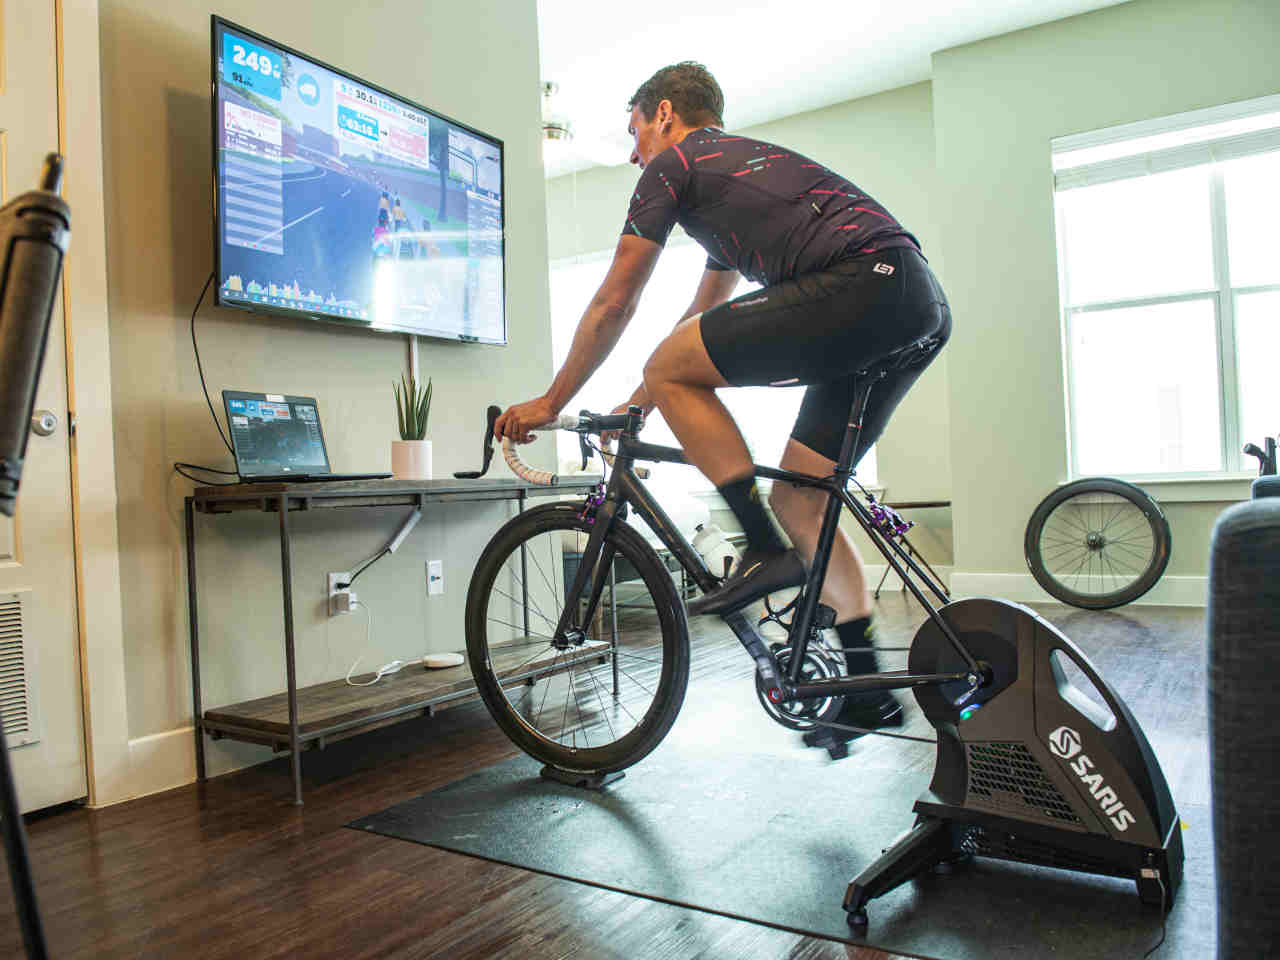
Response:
[345,599,426,686]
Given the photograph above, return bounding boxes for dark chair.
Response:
[1207,497,1280,957]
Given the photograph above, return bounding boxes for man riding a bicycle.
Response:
[496,62,951,752]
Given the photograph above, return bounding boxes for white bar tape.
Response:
[502,437,557,485]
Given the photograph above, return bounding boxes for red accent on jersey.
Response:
[836,224,860,231]
[853,207,895,223]
[732,169,752,176]
[695,152,723,162]
[671,143,689,170]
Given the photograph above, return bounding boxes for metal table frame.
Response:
[185,476,601,805]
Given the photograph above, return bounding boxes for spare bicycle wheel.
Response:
[1024,478,1171,609]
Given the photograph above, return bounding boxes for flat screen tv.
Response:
[211,16,506,344]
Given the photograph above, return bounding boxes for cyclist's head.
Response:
[627,62,723,168]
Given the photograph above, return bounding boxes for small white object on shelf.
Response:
[423,652,465,669]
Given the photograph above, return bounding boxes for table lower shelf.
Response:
[201,639,613,751]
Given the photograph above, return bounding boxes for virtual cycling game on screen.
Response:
[212,18,506,344]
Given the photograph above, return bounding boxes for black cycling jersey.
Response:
[621,129,920,285]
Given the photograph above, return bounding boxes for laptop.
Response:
[222,390,391,483]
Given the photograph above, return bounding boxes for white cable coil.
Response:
[501,415,649,484]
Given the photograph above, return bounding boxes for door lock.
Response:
[30,410,57,436]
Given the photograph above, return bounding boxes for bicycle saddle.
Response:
[856,336,941,380]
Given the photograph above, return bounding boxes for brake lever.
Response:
[453,405,502,479]
[578,408,594,470]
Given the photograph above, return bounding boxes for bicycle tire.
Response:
[465,502,690,773]
[1024,478,1171,609]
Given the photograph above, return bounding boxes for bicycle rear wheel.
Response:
[1024,478,1171,609]
[465,502,690,773]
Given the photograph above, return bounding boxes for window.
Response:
[548,240,877,490]
[1052,95,1280,478]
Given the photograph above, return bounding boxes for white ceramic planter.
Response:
[391,439,432,480]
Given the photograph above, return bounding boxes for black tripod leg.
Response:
[843,816,954,926]
[0,723,49,959]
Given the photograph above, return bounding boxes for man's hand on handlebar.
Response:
[494,396,558,444]
[601,401,634,447]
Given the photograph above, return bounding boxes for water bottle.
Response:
[691,522,739,579]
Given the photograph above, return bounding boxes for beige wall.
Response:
[933,0,1278,597]
[98,1,553,771]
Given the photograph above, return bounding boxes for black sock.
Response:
[717,476,786,554]
[835,616,880,677]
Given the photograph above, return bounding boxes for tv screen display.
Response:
[211,17,506,344]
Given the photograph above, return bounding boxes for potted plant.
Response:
[392,372,433,480]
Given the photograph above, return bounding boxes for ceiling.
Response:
[537,0,1129,178]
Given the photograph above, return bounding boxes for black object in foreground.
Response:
[0,151,68,960]
[0,153,71,519]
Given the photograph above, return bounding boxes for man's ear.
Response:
[659,99,675,132]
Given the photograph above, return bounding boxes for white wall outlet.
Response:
[328,571,351,616]
[427,560,444,596]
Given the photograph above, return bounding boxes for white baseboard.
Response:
[117,726,268,806]
[121,728,197,803]
[948,572,1207,607]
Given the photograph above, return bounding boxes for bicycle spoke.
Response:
[491,585,560,631]
[504,556,561,627]
[1099,502,1135,535]
[581,666,619,742]
[483,616,559,644]
[613,662,656,699]
[1098,550,1140,576]
[1054,506,1093,537]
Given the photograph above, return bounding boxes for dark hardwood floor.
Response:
[0,593,1205,959]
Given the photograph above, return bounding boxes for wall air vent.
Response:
[0,594,38,746]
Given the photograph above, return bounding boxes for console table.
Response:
[186,476,601,804]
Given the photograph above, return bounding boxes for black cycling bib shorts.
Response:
[699,246,952,466]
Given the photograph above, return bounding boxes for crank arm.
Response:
[782,669,974,701]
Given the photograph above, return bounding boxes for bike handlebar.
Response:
[501,412,650,485]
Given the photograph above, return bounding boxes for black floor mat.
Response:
[351,714,1211,959]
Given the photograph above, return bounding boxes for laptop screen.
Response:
[223,391,331,477]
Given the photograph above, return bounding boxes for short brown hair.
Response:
[627,62,724,129]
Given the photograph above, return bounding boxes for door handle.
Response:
[30,410,58,437]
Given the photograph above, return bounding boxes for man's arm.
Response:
[623,266,740,414]
[495,235,661,441]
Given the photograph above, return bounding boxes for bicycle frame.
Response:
[552,374,989,707]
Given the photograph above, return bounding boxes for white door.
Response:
[0,0,87,813]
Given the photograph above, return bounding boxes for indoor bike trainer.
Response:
[470,335,1183,929]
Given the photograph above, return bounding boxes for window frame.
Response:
[1052,94,1280,481]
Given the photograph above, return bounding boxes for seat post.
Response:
[786,371,880,683]
[835,373,881,481]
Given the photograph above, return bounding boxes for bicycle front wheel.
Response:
[465,502,690,773]
[1024,478,1172,609]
